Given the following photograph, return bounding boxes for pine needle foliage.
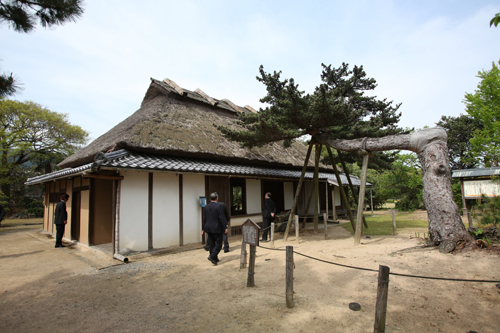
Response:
[218,63,405,148]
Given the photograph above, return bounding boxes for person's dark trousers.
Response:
[207,232,223,260]
[55,224,65,247]
[262,218,271,241]
[223,233,229,251]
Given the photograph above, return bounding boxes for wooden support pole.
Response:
[302,184,314,228]
[286,246,294,308]
[370,188,374,216]
[392,210,397,236]
[284,144,313,241]
[338,150,368,229]
[325,180,329,224]
[326,146,356,230]
[295,215,299,245]
[467,211,473,228]
[247,245,256,287]
[313,144,321,232]
[271,222,275,248]
[374,265,390,333]
[354,154,369,245]
[240,242,247,269]
[323,213,328,239]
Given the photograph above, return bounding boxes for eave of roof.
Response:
[451,167,500,179]
[26,149,370,187]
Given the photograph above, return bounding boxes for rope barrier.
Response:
[256,245,500,284]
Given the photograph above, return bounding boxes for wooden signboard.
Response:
[242,219,260,246]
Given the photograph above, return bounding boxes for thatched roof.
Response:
[59,78,316,169]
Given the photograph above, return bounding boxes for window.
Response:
[230,178,246,215]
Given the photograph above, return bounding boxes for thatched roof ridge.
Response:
[59,78,316,169]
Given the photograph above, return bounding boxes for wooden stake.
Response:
[392,210,397,236]
[284,144,313,241]
[323,213,328,239]
[286,246,294,308]
[247,245,256,287]
[271,222,275,248]
[374,265,390,333]
[295,215,299,245]
[354,154,369,245]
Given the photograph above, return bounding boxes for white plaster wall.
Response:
[152,173,179,248]
[119,170,149,253]
[334,186,341,206]
[284,182,294,210]
[182,174,205,245]
[246,179,261,214]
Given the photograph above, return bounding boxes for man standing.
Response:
[202,192,228,265]
[54,193,69,248]
[261,192,276,242]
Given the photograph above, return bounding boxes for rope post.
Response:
[271,222,275,248]
[286,246,294,308]
[374,265,390,333]
[294,215,299,245]
[323,213,328,240]
[240,241,247,269]
[247,244,256,287]
[467,211,473,228]
[392,210,397,236]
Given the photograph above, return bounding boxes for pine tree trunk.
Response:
[317,127,473,252]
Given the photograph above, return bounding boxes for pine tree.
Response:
[0,0,84,97]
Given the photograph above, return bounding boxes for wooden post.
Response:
[326,146,356,230]
[286,246,294,308]
[313,144,321,232]
[467,211,473,228]
[354,154,369,246]
[271,222,275,248]
[370,188,374,216]
[284,144,313,241]
[338,150,369,228]
[392,210,397,236]
[302,184,314,228]
[323,213,328,239]
[295,215,299,245]
[332,187,337,220]
[240,241,247,269]
[247,244,256,287]
[374,265,390,333]
[325,181,329,224]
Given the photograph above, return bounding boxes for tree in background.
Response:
[436,114,482,170]
[0,0,84,97]
[0,99,88,201]
[464,61,500,167]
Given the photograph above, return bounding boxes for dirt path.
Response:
[1,217,499,332]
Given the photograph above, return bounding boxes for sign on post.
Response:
[242,219,261,246]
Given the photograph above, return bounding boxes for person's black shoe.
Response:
[260,239,268,242]
[204,245,209,251]
[224,249,229,253]
[207,257,217,265]
[215,258,220,262]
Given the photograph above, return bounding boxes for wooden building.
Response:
[26,78,365,257]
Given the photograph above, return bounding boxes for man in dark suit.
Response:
[0,202,6,226]
[261,192,276,242]
[54,193,69,248]
[202,192,228,265]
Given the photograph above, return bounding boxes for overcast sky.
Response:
[2,0,499,142]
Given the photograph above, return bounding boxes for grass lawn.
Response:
[1,217,43,227]
[340,211,429,236]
